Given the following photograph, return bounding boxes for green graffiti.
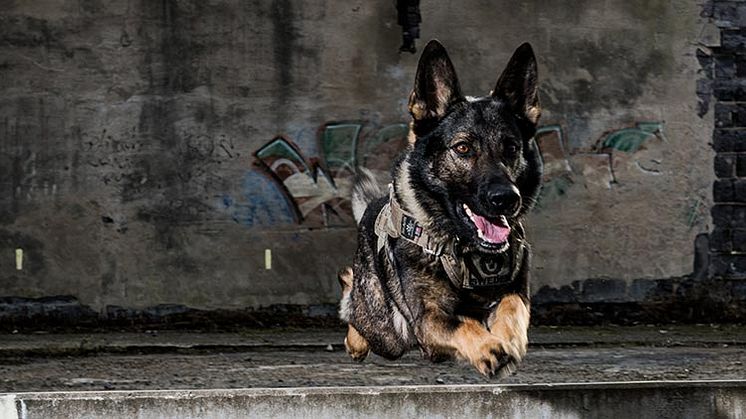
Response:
[255,137,311,174]
[601,122,664,153]
[321,123,362,172]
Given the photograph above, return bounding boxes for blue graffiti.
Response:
[222,171,297,227]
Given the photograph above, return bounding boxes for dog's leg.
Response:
[344,324,370,361]
[485,294,530,377]
[417,306,514,377]
[337,267,370,361]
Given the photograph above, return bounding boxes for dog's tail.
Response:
[352,167,384,225]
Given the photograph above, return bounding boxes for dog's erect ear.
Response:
[408,40,463,126]
[492,43,540,125]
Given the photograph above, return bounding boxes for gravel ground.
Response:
[1,325,745,392]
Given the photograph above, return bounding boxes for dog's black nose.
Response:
[487,186,521,215]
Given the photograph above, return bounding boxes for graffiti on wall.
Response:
[228,122,409,228]
[231,120,668,228]
[535,121,667,205]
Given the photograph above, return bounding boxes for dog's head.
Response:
[399,40,543,254]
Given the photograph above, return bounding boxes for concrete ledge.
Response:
[2,325,745,359]
[2,380,746,419]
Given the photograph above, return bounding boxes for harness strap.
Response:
[439,251,466,289]
[373,184,523,290]
[373,186,463,289]
[374,187,445,257]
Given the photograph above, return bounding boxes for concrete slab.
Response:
[1,326,745,392]
[2,380,746,419]
[1,325,744,357]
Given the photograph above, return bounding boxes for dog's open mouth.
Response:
[462,204,511,252]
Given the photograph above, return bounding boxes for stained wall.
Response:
[0,0,714,314]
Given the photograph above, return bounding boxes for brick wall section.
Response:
[709,1,746,278]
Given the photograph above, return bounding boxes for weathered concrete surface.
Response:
[2,325,746,357]
[2,381,746,419]
[0,1,714,315]
[1,326,745,392]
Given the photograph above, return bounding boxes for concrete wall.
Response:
[3,381,746,419]
[0,1,714,316]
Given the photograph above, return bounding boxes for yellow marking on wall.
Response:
[265,249,272,270]
[15,248,23,270]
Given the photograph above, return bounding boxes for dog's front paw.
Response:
[453,319,516,377]
[490,327,527,378]
[486,294,530,377]
[464,335,515,377]
[492,323,528,361]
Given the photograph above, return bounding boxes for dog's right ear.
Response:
[408,40,463,132]
[492,43,540,126]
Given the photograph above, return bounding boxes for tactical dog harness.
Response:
[374,186,525,289]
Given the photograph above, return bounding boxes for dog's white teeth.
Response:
[463,204,472,216]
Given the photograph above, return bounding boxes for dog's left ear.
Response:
[492,43,540,126]
[409,40,464,132]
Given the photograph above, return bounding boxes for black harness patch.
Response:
[400,215,423,241]
[463,251,514,288]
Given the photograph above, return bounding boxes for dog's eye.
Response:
[453,142,471,155]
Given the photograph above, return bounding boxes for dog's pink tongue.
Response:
[473,213,511,243]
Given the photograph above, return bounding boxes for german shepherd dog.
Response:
[338,40,542,377]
